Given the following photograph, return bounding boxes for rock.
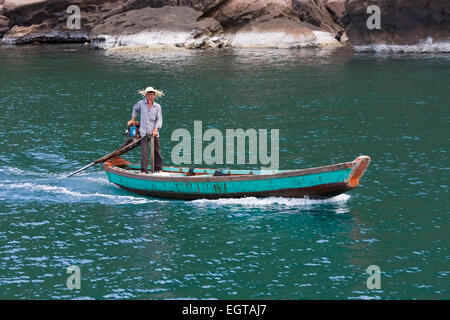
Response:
[0,14,8,36]
[148,0,226,13]
[3,0,47,11]
[186,0,226,13]
[3,0,53,26]
[345,0,450,47]
[230,16,340,48]
[3,0,105,27]
[324,0,346,23]
[202,0,340,48]
[2,0,226,27]
[1,0,342,48]
[91,5,221,36]
[2,24,89,44]
[291,0,344,37]
[90,6,226,49]
[340,30,349,43]
[0,0,228,46]
[203,0,297,30]
[1,0,123,44]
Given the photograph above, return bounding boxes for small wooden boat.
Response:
[102,156,370,200]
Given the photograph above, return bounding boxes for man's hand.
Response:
[152,129,158,136]
[127,119,135,127]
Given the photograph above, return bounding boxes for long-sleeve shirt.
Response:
[132,99,163,137]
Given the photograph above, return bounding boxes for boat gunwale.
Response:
[103,161,354,183]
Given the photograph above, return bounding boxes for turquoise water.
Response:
[0,45,448,299]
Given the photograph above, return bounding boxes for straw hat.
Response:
[138,86,164,99]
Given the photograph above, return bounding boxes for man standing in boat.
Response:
[127,87,163,174]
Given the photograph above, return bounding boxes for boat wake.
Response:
[0,182,158,205]
[0,166,57,177]
[0,166,158,205]
[190,194,350,208]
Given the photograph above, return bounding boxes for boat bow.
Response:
[347,156,371,188]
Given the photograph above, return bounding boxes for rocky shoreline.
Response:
[0,0,449,52]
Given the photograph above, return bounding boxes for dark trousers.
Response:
[141,135,162,172]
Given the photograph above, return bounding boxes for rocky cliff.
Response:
[345,0,450,51]
[0,0,449,51]
[0,0,9,36]
[0,0,344,48]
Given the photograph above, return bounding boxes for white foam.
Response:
[191,194,350,207]
[231,31,316,49]
[231,31,340,49]
[0,166,27,175]
[0,166,63,178]
[92,31,207,50]
[230,31,339,49]
[82,176,110,184]
[0,166,109,181]
[355,37,450,53]
[0,182,157,204]
[92,30,339,50]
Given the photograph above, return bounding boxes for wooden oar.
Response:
[67,136,144,177]
[151,135,155,173]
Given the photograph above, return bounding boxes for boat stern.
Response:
[347,155,371,188]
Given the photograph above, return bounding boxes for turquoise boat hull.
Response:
[103,156,370,200]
